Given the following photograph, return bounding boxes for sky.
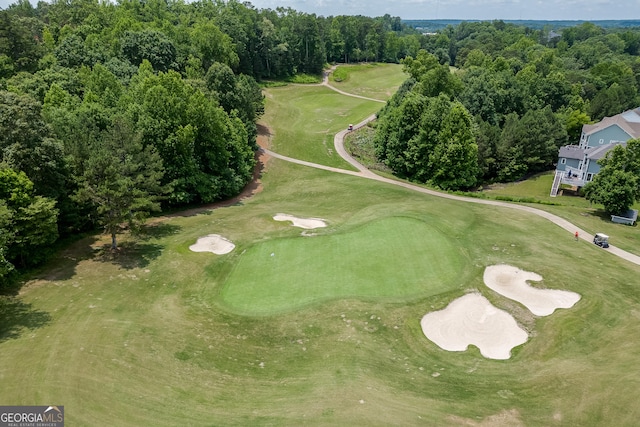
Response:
[1,0,639,21]
[243,0,640,21]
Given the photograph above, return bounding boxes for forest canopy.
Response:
[375,20,640,190]
[0,0,425,284]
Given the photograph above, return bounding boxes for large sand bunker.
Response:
[483,265,581,316]
[189,234,235,255]
[421,293,528,360]
[273,213,327,229]
[421,264,582,359]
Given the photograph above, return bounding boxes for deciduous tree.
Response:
[0,91,69,200]
[120,29,177,72]
[496,107,567,181]
[584,139,640,214]
[375,93,478,189]
[0,167,58,277]
[402,50,461,98]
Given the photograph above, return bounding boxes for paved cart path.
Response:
[260,70,640,267]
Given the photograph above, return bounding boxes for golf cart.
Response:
[348,124,353,131]
[593,233,610,248]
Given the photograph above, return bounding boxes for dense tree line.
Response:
[1,0,423,80]
[0,0,424,285]
[375,21,640,191]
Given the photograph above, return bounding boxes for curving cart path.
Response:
[260,70,640,267]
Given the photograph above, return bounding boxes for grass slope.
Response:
[1,66,640,426]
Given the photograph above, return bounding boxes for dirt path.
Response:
[261,70,640,267]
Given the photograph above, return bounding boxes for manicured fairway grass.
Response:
[221,216,463,314]
[263,84,380,168]
[329,63,406,101]
[2,64,640,426]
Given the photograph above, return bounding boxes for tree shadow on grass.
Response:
[584,208,637,226]
[589,209,611,222]
[94,223,181,270]
[8,235,102,288]
[137,222,182,241]
[0,296,51,342]
[95,242,164,270]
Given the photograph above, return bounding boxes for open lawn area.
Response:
[1,64,640,426]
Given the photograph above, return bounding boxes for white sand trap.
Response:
[189,234,235,255]
[421,293,528,360]
[483,265,581,316]
[273,213,327,229]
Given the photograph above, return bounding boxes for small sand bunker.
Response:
[483,265,581,316]
[421,293,528,360]
[273,213,327,229]
[189,234,235,255]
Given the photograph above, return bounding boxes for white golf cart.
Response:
[593,233,609,248]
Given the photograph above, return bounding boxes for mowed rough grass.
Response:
[1,65,640,426]
[5,167,640,426]
[482,172,640,256]
[221,216,463,314]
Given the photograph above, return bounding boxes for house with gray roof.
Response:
[550,107,640,196]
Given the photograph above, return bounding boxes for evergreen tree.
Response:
[74,117,166,250]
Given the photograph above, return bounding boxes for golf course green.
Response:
[221,216,463,314]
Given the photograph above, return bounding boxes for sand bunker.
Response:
[483,265,581,316]
[273,213,327,229]
[189,234,235,255]
[421,264,582,359]
[421,293,528,360]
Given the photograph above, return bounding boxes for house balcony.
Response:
[560,176,585,187]
[559,167,585,187]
